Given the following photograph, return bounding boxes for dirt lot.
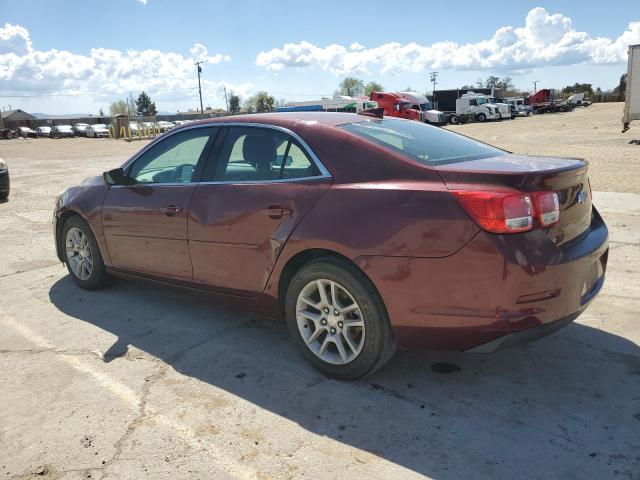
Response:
[0,107,639,479]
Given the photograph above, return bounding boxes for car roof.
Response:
[188,112,367,129]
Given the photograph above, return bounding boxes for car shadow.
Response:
[48,276,640,478]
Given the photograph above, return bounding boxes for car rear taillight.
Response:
[532,191,560,227]
[451,191,533,233]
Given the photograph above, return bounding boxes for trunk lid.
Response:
[436,154,592,246]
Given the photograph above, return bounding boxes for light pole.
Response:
[430,72,438,108]
[224,85,229,113]
[533,80,539,93]
[195,61,204,116]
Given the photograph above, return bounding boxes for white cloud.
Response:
[0,22,234,103]
[256,7,640,76]
[137,0,148,4]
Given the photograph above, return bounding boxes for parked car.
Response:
[156,121,175,132]
[0,158,9,200]
[1,128,17,139]
[53,113,609,379]
[128,122,140,135]
[15,126,38,138]
[141,121,156,132]
[85,124,110,138]
[73,123,90,137]
[36,126,52,137]
[50,125,75,138]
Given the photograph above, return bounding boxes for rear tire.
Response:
[285,257,395,380]
[0,191,8,200]
[62,216,109,290]
[450,115,460,125]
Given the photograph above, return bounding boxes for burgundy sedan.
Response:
[53,113,608,379]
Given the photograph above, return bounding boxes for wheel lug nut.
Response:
[338,321,343,328]
[320,318,327,326]
[324,308,330,314]
[333,309,339,315]
[330,327,336,334]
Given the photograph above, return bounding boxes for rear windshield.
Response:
[340,118,504,165]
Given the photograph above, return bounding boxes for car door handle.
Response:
[259,206,292,219]
[160,205,183,216]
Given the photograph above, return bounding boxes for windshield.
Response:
[476,97,488,105]
[340,118,504,165]
[419,103,433,111]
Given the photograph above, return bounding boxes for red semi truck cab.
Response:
[370,91,422,121]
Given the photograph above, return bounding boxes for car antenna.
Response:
[358,107,384,118]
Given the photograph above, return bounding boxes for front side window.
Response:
[208,127,320,182]
[128,127,215,184]
[340,118,505,165]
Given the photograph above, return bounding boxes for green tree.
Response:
[228,93,240,113]
[338,77,364,96]
[109,99,129,116]
[98,107,105,116]
[613,73,627,98]
[255,91,275,112]
[135,91,157,116]
[561,82,594,97]
[484,76,501,88]
[363,81,383,95]
[243,91,275,113]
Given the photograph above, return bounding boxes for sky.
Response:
[0,0,639,115]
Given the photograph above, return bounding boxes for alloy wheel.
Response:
[296,278,365,365]
[65,227,94,281]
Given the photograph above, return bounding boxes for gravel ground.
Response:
[0,110,639,480]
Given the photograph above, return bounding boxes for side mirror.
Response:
[103,168,126,186]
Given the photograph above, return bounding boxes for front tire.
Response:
[477,113,486,122]
[285,258,395,380]
[62,216,109,290]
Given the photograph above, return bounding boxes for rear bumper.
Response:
[466,310,582,353]
[358,208,609,351]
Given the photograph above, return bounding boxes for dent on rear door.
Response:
[188,179,332,296]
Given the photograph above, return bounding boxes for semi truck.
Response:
[622,44,640,133]
[525,89,572,114]
[454,92,501,123]
[398,92,447,125]
[431,87,503,123]
[567,92,592,107]
[369,91,447,125]
[507,97,533,116]
[276,96,377,113]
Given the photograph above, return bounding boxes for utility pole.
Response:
[195,61,204,116]
[533,80,539,93]
[224,86,229,113]
[430,71,438,108]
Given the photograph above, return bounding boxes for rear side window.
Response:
[340,118,504,165]
[207,126,320,182]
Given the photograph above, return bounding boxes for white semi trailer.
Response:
[623,44,640,132]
